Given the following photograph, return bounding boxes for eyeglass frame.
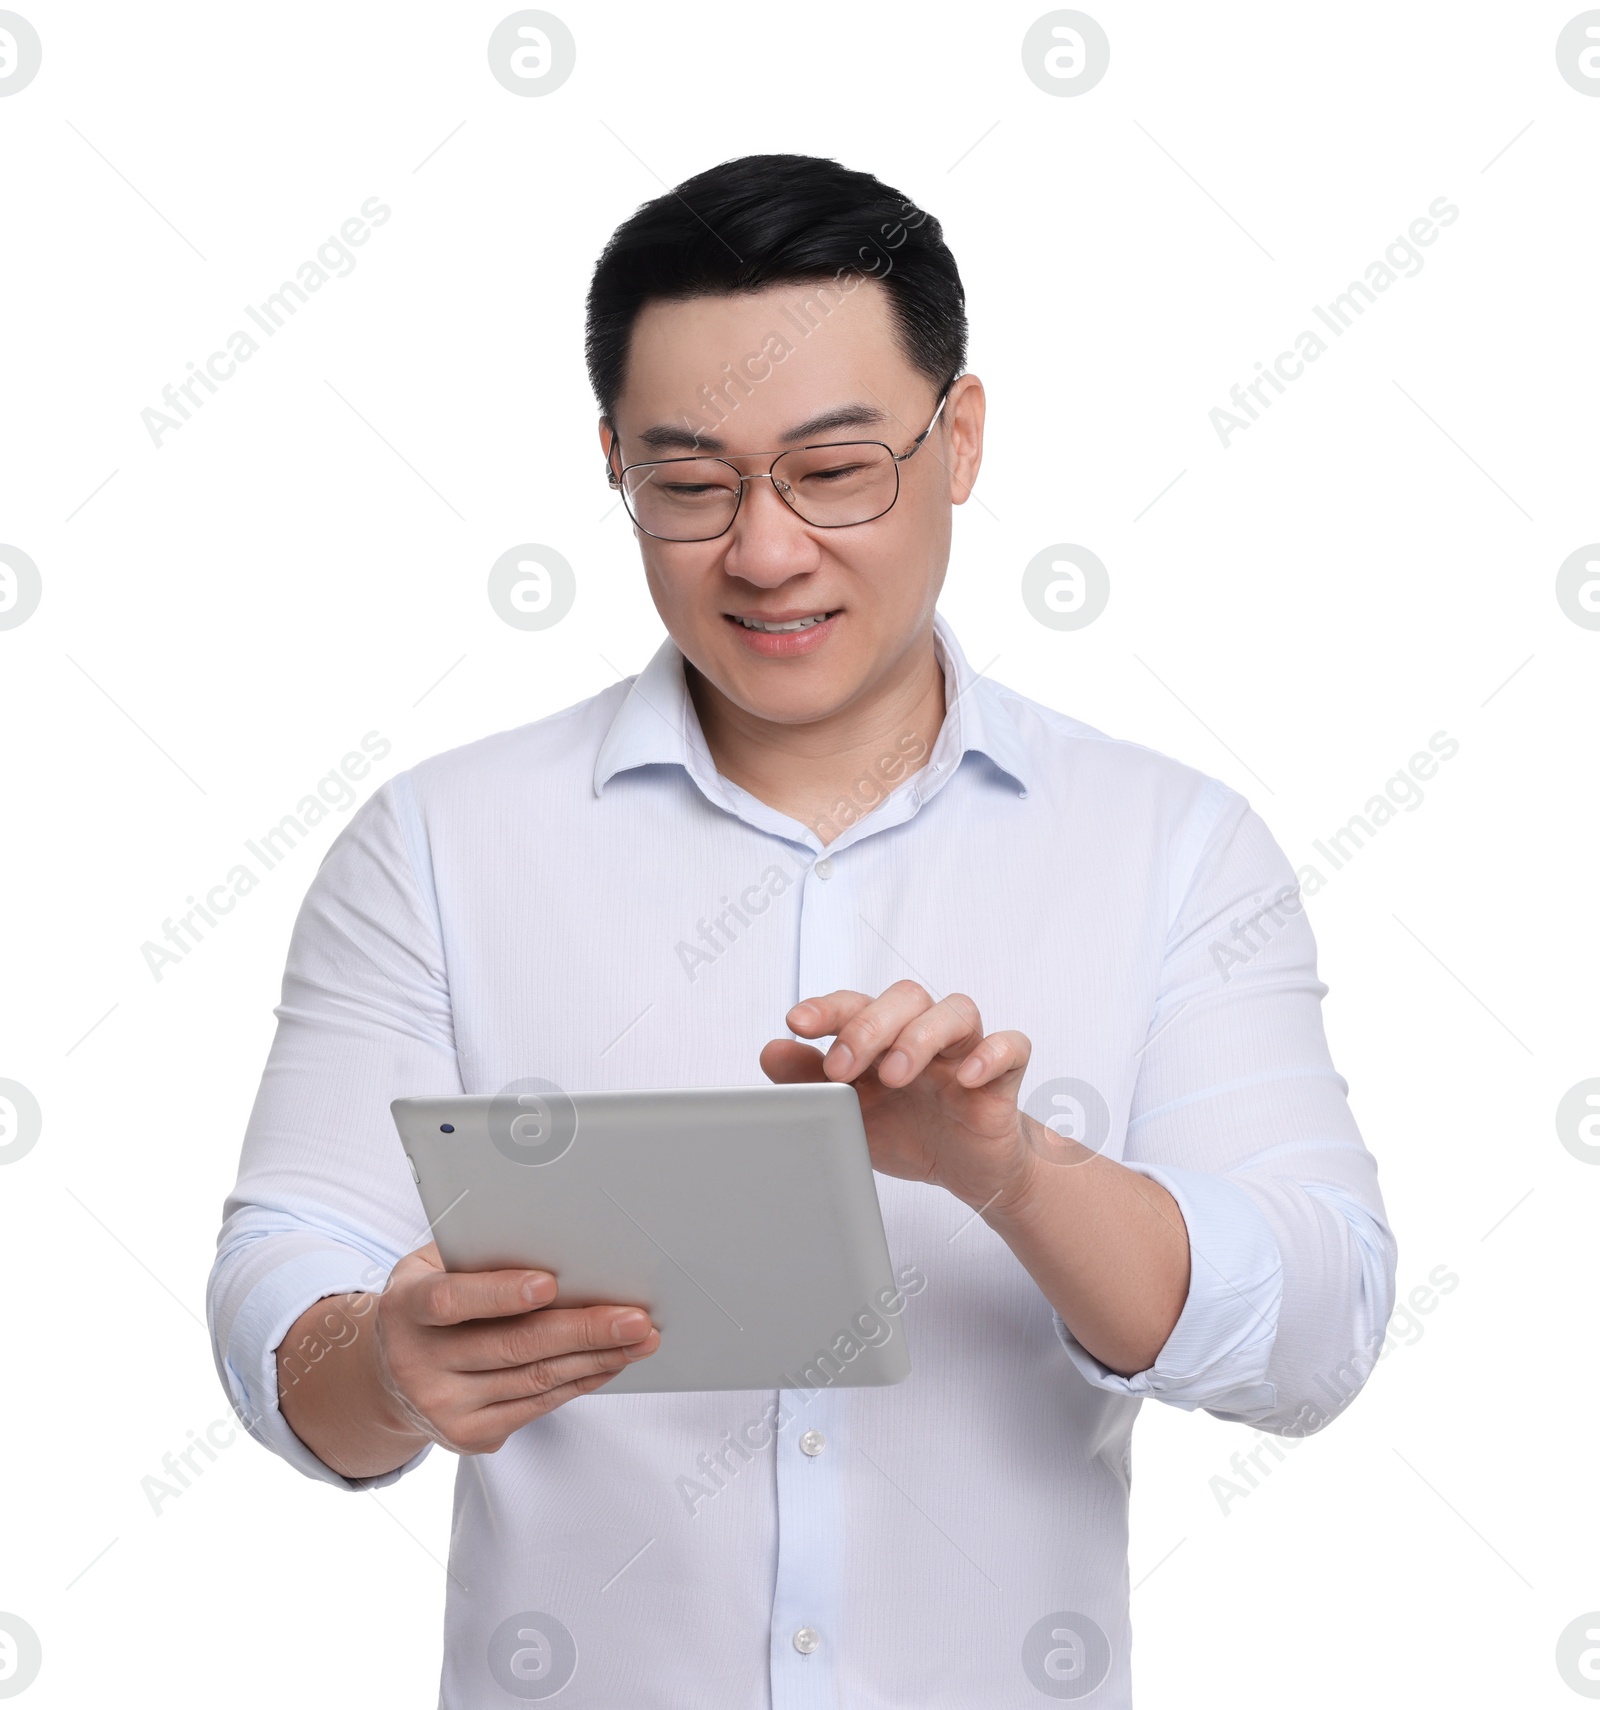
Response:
[603,386,954,543]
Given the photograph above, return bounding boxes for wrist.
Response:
[367,1299,435,1446]
[974,1117,1049,1230]
[278,1291,431,1479]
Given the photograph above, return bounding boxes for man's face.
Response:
[601,279,984,727]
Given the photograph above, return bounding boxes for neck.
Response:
[687,632,947,847]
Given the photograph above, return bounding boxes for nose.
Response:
[720,470,822,588]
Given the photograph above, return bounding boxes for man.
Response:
[209,154,1396,1706]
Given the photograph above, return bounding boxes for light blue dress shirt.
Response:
[208,614,1396,1707]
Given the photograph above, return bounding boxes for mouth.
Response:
[727,610,839,633]
[723,607,842,656]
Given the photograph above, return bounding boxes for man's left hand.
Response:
[760,979,1044,1215]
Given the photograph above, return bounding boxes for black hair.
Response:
[584,153,967,422]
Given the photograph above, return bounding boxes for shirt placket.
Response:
[768,840,854,1710]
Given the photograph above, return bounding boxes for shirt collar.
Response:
[593,611,1033,804]
[925,612,1033,800]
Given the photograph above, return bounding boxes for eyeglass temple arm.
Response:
[893,385,954,463]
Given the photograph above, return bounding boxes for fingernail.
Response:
[521,1275,550,1305]
[611,1311,648,1340]
[828,1042,854,1074]
[882,1050,909,1083]
[624,1332,657,1359]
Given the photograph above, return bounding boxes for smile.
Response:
[729,611,838,633]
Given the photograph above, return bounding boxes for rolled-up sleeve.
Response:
[205,769,460,1487]
[1055,785,1398,1434]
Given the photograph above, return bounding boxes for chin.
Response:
[726,676,852,726]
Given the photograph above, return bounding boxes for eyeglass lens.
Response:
[621,442,899,541]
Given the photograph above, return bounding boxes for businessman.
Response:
[209,154,1396,1706]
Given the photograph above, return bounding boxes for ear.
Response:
[598,417,620,476]
[942,374,986,506]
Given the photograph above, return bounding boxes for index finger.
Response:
[786,989,871,1039]
[407,1261,558,1328]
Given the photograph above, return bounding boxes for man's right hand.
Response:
[374,1242,661,1453]
[276,1241,660,1479]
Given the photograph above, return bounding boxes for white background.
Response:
[2,2,1597,1704]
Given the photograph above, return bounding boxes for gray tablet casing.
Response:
[390,1082,912,1394]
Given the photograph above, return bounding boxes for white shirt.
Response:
[208,614,1396,1708]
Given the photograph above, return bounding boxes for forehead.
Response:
[615,279,918,445]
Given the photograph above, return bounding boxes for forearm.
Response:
[983,1116,1191,1376]
[276,1292,430,1481]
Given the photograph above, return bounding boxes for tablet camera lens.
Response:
[440,1123,455,1132]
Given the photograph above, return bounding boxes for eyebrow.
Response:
[633,402,888,456]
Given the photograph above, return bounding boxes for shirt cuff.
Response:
[1053,1163,1283,1415]
[213,1242,432,1491]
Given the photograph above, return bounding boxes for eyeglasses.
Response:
[605,393,950,543]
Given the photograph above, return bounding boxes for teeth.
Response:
[733,612,832,633]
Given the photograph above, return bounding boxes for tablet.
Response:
[390,1081,913,1395]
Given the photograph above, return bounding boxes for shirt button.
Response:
[814,857,833,880]
[792,1626,821,1655]
[799,1429,826,1456]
